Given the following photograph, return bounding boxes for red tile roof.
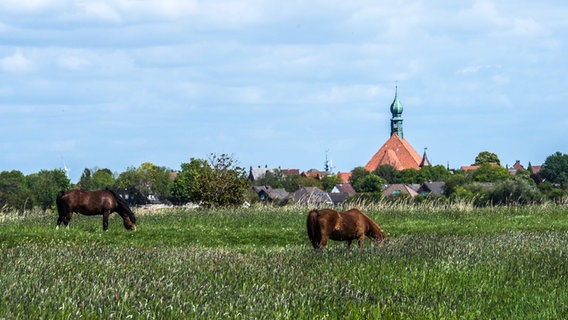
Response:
[338,172,352,183]
[461,163,499,171]
[364,134,422,171]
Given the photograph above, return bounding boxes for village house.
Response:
[290,186,333,206]
[248,166,300,182]
[252,185,289,205]
[383,184,419,198]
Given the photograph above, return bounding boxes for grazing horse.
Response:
[56,189,137,231]
[307,208,387,251]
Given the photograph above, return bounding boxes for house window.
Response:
[392,190,401,196]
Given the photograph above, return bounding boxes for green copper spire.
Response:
[390,86,404,138]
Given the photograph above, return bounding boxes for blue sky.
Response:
[1,0,567,183]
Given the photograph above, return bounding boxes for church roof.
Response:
[364,133,422,171]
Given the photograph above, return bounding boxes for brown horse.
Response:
[56,189,137,231]
[307,208,387,250]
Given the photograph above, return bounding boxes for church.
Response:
[364,88,430,171]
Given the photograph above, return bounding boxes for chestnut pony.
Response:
[307,208,387,250]
[56,189,137,231]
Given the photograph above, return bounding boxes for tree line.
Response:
[344,151,568,205]
[1,151,567,212]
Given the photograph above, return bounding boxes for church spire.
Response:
[390,85,404,138]
[420,147,432,167]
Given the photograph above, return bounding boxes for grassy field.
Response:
[0,204,567,319]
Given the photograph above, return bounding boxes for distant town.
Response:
[1,90,565,211]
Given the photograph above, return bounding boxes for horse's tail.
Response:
[307,210,321,249]
[107,188,136,224]
[56,190,66,217]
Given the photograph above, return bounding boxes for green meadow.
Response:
[0,205,567,319]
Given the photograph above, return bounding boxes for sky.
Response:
[1,0,567,183]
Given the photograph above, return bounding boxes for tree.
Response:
[489,178,542,205]
[296,176,322,189]
[137,162,173,201]
[443,173,466,198]
[116,162,174,204]
[349,166,370,192]
[539,151,568,187]
[27,169,70,209]
[78,168,94,190]
[396,168,420,184]
[356,174,387,193]
[255,169,286,189]
[92,168,115,190]
[418,165,451,183]
[474,151,501,166]
[171,158,211,204]
[0,170,31,211]
[321,175,343,192]
[79,168,115,191]
[172,154,249,207]
[374,165,397,184]
[469,163,510,182]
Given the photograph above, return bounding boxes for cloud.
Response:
[457,0,503,26]
[57,53,91,71]
[0,0,65,13]
[0,51,34,73]
[507,18,545,37]
[458,65,499,75]
[77,2,121,23]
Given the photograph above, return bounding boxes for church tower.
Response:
[390,86,404,138]
[364,87,423,171]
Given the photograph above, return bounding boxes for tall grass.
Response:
[1,205,567,318]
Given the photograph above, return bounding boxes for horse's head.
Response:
[367,219,388,246]
[112,192,137,231]
[369,229,388,246]
[122,216,137,231]
[115,204,136,231]
[122,206,137,231]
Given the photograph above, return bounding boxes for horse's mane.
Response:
[106,188,136,224]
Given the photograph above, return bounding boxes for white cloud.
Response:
[507,18,545,37]
[0,51,34,73]
[78,2,121,23]
[459,65,484,74]
[0,0,66,13]
[491,74,510,86]
[91,0,266,27]
[306,85,383,104]
[458,0,504,26]
[57,54,91,71]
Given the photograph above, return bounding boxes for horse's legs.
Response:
[102,211,111,231]
[357,236,365,249]
[56,211,72,229]
[318,234,329,251]
[345,240,352,250]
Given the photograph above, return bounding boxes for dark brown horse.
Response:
[307,208,387,250]
[56,189,137,231]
